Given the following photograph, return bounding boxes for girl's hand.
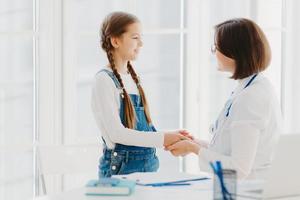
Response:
[163,132,190,147]
[166,140,200,156]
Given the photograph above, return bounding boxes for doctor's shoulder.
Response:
[243,76,274,98]
[234,80,273,113]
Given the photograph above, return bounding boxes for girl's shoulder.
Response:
[95,69,111,80]
[95,67,113,77]
[94,68,121,89]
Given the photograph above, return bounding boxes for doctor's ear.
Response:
[110,37,120,48]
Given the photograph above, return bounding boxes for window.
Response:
[0,0,35,199]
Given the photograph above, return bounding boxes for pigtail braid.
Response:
[127,61,152,124]
[105,51,136,129]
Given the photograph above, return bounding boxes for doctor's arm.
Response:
[199,92,269,179]
[168,92,268,179]
[167,122,261,179]
[198,123,260,179]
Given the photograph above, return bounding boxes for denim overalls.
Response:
[98,69,159,178]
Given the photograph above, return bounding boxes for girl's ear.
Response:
[110,37,119,48]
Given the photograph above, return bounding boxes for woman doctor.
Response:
[167,18,282,179]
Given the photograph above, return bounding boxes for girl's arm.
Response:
[92,73,186,148]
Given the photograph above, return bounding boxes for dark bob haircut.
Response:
[215,18,271,80]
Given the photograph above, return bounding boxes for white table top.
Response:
[33,185,213,200]
[32,172,300,200]
[32,185,300,200]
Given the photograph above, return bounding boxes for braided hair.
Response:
[100,12,152,129]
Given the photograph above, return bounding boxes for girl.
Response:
[91,11,189,178]
[167,18,282,180]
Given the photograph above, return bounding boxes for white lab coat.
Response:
[198,74,282,180]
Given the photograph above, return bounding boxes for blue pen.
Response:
[216,161,228,200]
[218,162,233,200]
[137,182,191,187]
[151,183,191,187]
[152,177,209,185]
[211,162,226,200]
[137,177,209,187]
[210,162,217,174]
[210,161,232,200]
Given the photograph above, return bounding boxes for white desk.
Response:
[32,185,300,200]
[33,185,212,200]
[33,173,213,200]
[32,172,300,200]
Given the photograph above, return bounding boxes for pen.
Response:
[136,177,209,187]
[149,183,191,187]
[210,161,233,200]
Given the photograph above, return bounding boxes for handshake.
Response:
[163,130,202,157]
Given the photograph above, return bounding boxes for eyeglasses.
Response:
[211,44,218,54]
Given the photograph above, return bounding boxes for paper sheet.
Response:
[113,172,212,190]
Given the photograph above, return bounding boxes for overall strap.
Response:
[97,69,122,89]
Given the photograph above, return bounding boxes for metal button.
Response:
[113,152,118,156]
[112,166,116,170]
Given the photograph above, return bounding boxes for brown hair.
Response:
[214,18,271,80]
[100,11,152,129]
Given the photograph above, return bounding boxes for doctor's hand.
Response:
[163,131,191,147]
[166,140,200,156]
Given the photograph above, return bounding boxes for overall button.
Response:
[113,152,118,157]
[112,166,116,170]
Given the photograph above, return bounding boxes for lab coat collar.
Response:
[239,73,262,86]
[232,73,261,97]
[238,73,257,84]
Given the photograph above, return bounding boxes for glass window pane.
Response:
[76,35,106,137]
[135,34,180,129]
[77,83,100,137]
[135,0,181,29]
[264,30,282,98]
[0,36,33,145]
[63,0,131,33]
[257,0,282,28]
[0,0,33,32]
[77,35,105,70]
[0,36,33,81]
[208,0,251,25]
[0,149,33,200]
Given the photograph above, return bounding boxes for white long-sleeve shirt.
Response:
[91,67,164,149]
[198,74,282,180]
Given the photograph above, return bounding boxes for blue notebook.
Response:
[85,178,136,196]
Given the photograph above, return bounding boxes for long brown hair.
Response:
[215,18,271,80]
[100,11,152,129]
